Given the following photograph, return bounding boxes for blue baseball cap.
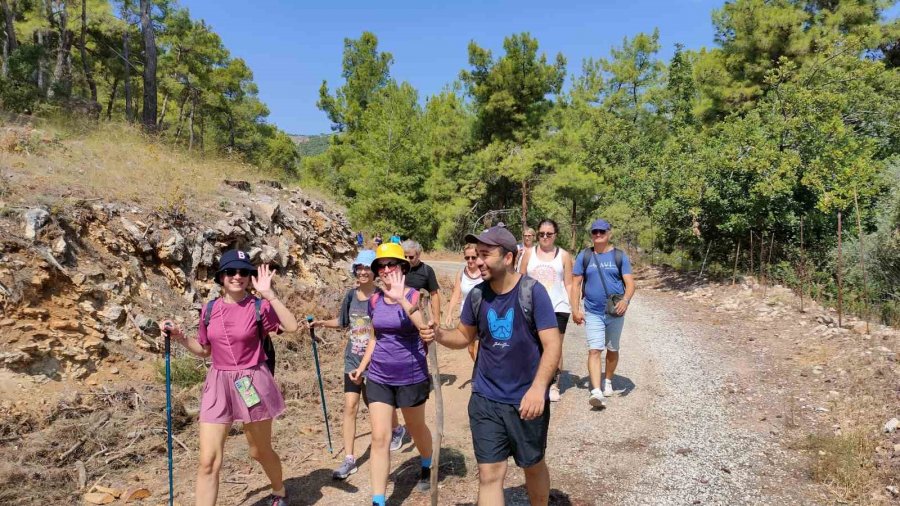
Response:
[590,219,612,232]
[351,249,376,274]
[215,249,257,285]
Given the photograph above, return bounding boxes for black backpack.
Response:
[203,298,276,376]
[579,247,623,298]
[467,275,539,335]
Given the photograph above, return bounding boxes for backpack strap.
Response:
[369,290,382,311]
[518,275,537,334]
[580,247,593,298]
[255,297,277,375]
[203,299,216,328]
[614,248,623,280]
[469,283,484,331]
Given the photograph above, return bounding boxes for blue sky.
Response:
[179,0,897,135]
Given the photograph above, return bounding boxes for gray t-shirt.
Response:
[344,296,372,373]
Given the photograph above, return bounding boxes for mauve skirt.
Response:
[199,363,285,424]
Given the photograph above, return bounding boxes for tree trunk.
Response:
[570,197,577,250]
[188,98,194,150]
[174,91,187,140]
[139,0,156,131]
[47,0,73,99]
[156,92,168,127]
[1,0,17,54]
[521,179,528,234]
[78,0,96,101]
[36,29,46,91]
[1,34,7,78]
[123,28,132,121]
[106,75,118,119]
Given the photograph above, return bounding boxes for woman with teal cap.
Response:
[309,250,406,479]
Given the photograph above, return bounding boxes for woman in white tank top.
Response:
[446,243,483,324]
[518,219,574,402]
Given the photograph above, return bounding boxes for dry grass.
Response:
[803,430,877,500]
[0,119,287,217]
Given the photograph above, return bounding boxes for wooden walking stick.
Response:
[418,290,443,505]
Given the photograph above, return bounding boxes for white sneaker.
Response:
[549,385,560,402]
[588,389,606,409]
[603,379,614,397]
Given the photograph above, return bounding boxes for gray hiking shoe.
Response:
[390,425,406,451]
[415,466,431,492]
[332,456,358,480]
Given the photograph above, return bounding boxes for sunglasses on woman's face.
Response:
[354,267,372,276]
[376,260,402,271]
[223,268,253,278]
[464,255,477,261]
[538,232,556,238]
[591,229,609,236]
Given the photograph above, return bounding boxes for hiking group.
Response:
[159,217,634,506]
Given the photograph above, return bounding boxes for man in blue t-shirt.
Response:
[433,224,561,505]
[571,218,636,409]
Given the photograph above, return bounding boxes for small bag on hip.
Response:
[590,252,624,317]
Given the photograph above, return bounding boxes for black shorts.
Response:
[366,378,430,408]
[343,373,369,405]
[555,312,570,334]
[468,392,550,468]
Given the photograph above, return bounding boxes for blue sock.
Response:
[421,456,432,469]
[373,494,386,506]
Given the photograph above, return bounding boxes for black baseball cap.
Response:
[465,224,518,253]
[214,249,257,285]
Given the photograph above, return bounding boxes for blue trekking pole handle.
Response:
[163,325,174,506]
[307,316,333,453]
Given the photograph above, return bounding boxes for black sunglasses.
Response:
[376,260,402,270]
[538,232,556,238]
[223,268,254,277]
[464,255,477,261]
[405,255,417,260]
[591,229,609,236]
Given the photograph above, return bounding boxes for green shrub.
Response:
[155,356,207,389]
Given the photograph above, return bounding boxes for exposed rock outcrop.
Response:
[0,181,354,380]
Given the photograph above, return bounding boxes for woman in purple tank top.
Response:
[349,243,434,504]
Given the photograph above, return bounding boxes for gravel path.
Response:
[534,291,812,505]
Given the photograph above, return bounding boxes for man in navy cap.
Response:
[571,219,636,409]
[431,224,561,505]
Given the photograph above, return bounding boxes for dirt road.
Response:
[248,262,829,505]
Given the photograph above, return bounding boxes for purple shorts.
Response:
[199,364,285,424]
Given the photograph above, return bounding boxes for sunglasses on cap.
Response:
[223,268,254,277]
[591,229,609,236]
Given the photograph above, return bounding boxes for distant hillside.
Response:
[290,133,331,157]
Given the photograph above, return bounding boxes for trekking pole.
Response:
[419,290,443,506]
[306,316,333,454]
[162,324,174,506]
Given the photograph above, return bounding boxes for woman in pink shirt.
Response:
[161,249,298,506]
